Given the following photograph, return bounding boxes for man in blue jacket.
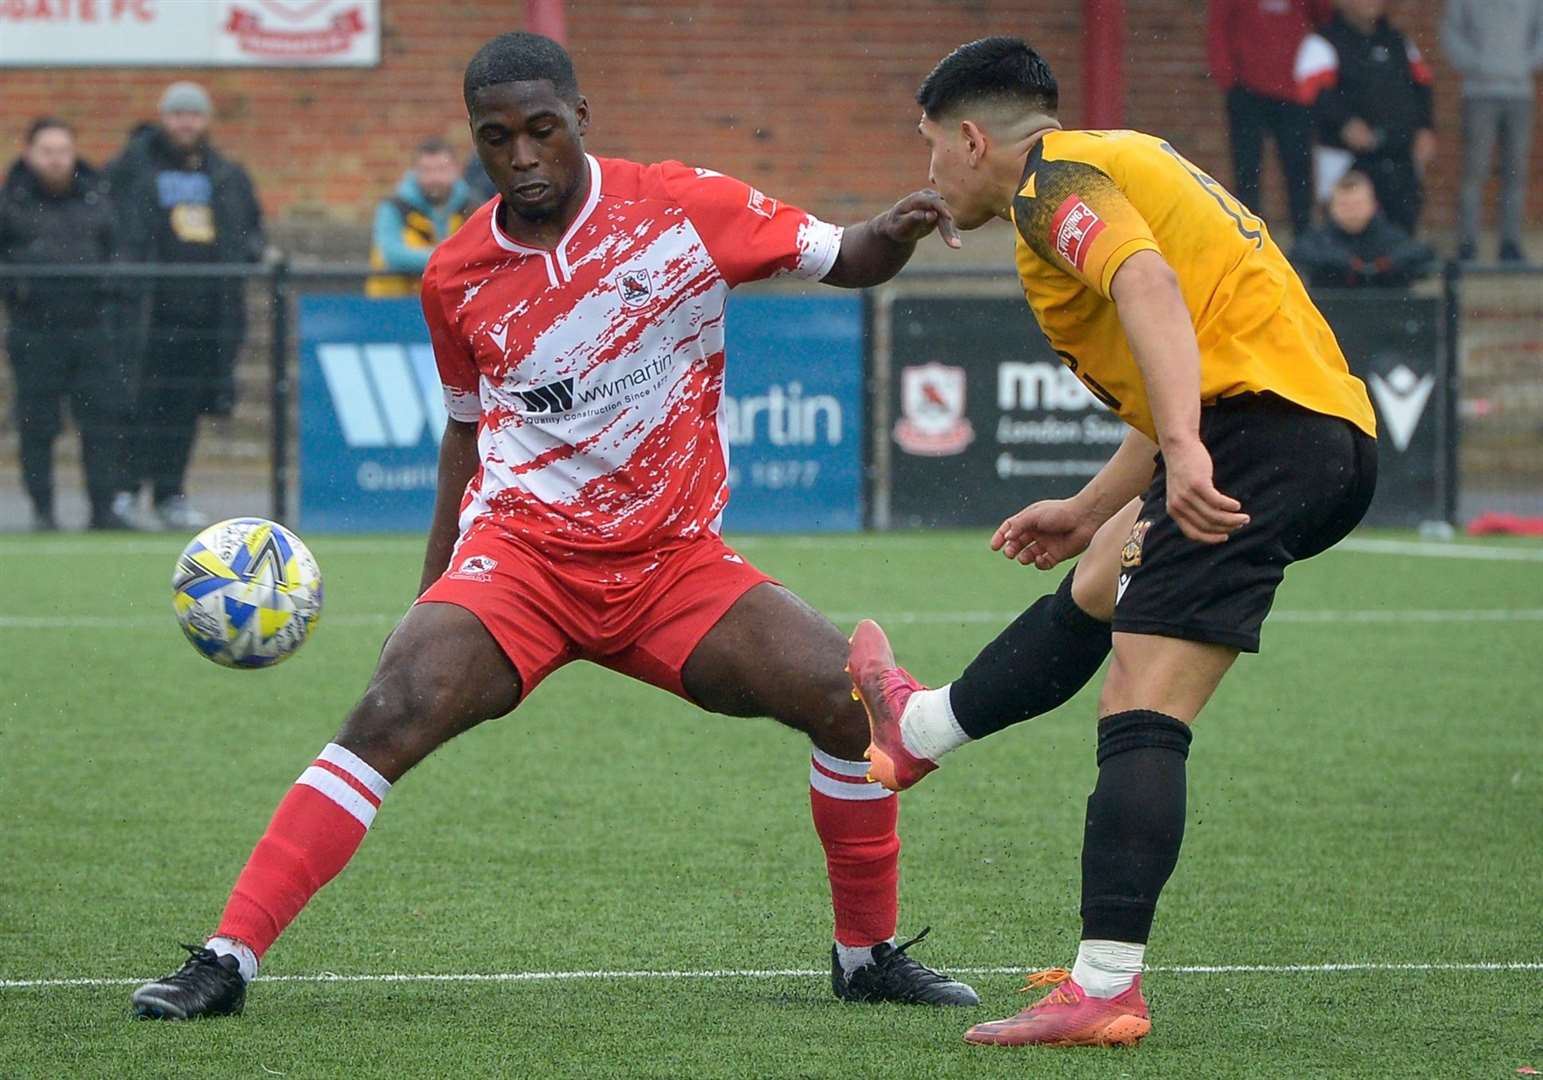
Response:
[368,138,480,297]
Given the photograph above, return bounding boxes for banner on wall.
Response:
[0,0,380,67]
[298,294,864,534]
[880,293,1447,530]
[886,297,1126,529]
[1314,293,1445,527]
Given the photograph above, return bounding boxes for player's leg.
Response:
[966,396,1378,1049]
[1497,99,1533,259]
[852,498,1139,791]
[132,530,575,1020]
[628,564,977,1006]
[1457,97,1499,258]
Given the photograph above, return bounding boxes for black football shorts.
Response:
[1111,392,1378,653]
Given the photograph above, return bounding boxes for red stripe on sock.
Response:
[214,782,369,957]
[810,785,899,947]
[311,757,383,807]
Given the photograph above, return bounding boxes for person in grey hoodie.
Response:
[1442,0,1543,262]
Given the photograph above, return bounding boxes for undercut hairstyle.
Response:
[463,31,579,107]
[916,36,1059,120]
[26,117,73,144]
[415,136,453,159]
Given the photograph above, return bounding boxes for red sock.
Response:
[809,749,900,947]
[214,744,391,957]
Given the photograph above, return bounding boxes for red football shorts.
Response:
[415,524,776,701]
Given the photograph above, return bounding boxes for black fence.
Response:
[0,260,1539,532]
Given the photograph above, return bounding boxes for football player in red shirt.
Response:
[132,32,977,1020]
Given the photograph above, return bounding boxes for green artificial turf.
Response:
[1,529,1539,1078]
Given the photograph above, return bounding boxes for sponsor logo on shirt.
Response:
[747,187,778,220]
[512,378,576,414]
[1050,195,1106,272]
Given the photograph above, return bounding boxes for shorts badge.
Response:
[1121,519,1152,569]
[449,555,498,582]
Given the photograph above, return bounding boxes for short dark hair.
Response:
[463,31,579,107]
[25,117,73,144]
[917,37,1059,119]
[415,136,453,159]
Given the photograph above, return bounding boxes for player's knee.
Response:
[337,660,464,769]
[1070,558,1116,623]
[800,682,869,760]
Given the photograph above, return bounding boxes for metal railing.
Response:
[1,258,1540,531]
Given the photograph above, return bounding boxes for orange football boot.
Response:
[963,967,1151,1048]
[847,619,937,792]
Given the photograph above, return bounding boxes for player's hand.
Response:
[990,499,1100,570]
[1161,438,1249,544]
[880,190,962,249]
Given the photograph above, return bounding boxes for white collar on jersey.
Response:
[488,153,603,269]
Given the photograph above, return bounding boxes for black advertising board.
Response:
[1314,293,1446,527]
[885,297,1125,528]
[880,292,1447,531]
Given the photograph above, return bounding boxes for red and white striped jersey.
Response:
[421,155,843,558]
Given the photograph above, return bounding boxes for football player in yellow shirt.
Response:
[848,36,1379,1048]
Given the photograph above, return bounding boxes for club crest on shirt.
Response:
[617,267,654,308]
[449,555,498,582]
[1121,519,1152,569]
[893,363,975,457]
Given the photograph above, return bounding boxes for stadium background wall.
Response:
[0,0,1534,244]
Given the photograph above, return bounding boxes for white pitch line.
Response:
[3,960,1540,990]
[1336,537,1543,562]
[6,609,1543,631]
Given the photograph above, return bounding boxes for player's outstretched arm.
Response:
[1109,250,1249,544]
[992,429,1157,569]
[821,190,961,288]
[417,419,480,596]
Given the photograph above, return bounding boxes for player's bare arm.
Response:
[822,189,961,288]
[992,429,1157,569]
[417,418,479,596]
[1109,250,1249,545]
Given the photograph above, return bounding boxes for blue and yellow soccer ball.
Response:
[172,518,323,668]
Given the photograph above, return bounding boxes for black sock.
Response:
[1080,710,1192,944]
[947,572,1111,740]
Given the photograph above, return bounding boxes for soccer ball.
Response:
[172,517,323,668]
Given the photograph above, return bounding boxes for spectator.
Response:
[1442,0,1543,263]
[462,151,497,205]
[1291,169,1435,287]
[1208,0,1333,235]
[1296,0,1436,234]
[367,138,478,298]
[107,81,264,531]
[0,119,133,531]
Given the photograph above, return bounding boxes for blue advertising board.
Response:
[298,293,863,533]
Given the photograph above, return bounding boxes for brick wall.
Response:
[0,0,1537,247]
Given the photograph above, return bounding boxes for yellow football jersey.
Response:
[1010,129,1376,441]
